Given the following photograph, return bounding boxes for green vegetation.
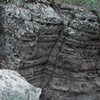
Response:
[55,0,100,13]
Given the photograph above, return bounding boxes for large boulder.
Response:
[43,4,100,100]
[1,2,63,87]
[0,1,100,100]
[42,4,100,100]
[0,69,41,100]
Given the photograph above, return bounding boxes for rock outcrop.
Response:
[45,4,100,100]
[0,1,100,100]
[0,69,41,100]
[2,3,63,87]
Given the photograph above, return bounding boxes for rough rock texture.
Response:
[0,2,100,100]
[2,2,62,67]
[1,3,63,89]
[0,69,41,100]
[45,4,100,100]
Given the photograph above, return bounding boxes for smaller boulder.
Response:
[0,69,41,100]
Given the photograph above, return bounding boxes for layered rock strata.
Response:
[40,4,100,100]
[1,2,63,88]
[0,2,100,100]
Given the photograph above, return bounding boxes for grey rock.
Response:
[0,69,41,100]
[0,2,100,100]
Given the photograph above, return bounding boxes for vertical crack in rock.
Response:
[39,24,64,89]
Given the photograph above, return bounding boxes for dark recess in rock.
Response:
[0,5,7,67]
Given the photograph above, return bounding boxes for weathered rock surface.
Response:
[1,2,63,87]
[0,69,41,100]
[0,1,100,100]
[45,4,100,100]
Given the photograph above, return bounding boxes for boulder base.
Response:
[0,70,41,100]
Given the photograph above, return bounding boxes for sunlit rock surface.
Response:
[0,70,41,100]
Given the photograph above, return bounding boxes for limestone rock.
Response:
[0,69,41,100]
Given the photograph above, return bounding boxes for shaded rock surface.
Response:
[0,69,41,100]
[0,2,100,100]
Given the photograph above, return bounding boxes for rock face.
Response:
[47,4,100,100]
[0,69,41,100]
[0,2,100,100]
[2,2,63,86]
